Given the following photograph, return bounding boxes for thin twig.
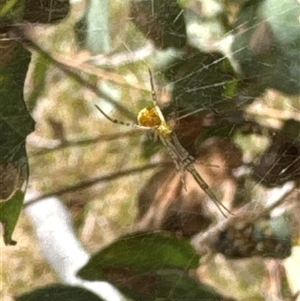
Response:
[87,42,153,67]
[27,130,140,157]
[24,162,170,208]
[191,181,296,249]
[11,24,138,121]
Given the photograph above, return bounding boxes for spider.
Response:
[95,69,232,218]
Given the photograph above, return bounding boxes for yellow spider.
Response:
[95,69,232,217]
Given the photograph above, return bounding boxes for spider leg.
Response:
[95,105,132,126]
[161,133,232,218]
[148,69,169,125]
[95,104,154,132]
[148,68,158,106]
[186,164,232,218]
[195,158,220,169]
[159,135,187,190]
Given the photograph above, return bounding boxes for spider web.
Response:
[4,0,300,301]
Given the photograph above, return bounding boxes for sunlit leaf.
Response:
[78,231,200,280]
[77,231,227,300]
[111,270,229,301]
[0,189,24,245]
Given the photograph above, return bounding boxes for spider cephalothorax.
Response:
[137,106,172,137]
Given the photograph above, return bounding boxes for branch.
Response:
[23,162,169,208]
[191,181,297,250]
[27,130,139,157]
[10,24,143,121]
[87,43,154,67]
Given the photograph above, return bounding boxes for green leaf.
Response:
[0,43,35,245]
[117,270,229,301]
[0,0,26,20]
[78,231,225,301]
[78,231,200,280]
[166,52,237,115]
[15,284,105,301]
[0,189,24,245]
[0,46,34,153]
[130,0,186,49]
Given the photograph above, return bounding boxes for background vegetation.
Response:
[1,0,299,300]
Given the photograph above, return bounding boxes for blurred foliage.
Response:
[232,0,300,95]
[130,0,187,49]
[23,0,70,24]
[1,0,300,300]
[211,214,292,259]
[0,0,70,248]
